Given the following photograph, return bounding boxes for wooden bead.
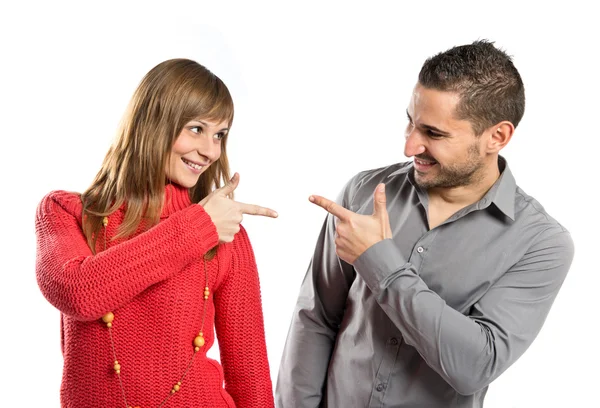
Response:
[102,312,114,324]
[173,383,180,391]
[102,217,109,226]
[193,335,205,348]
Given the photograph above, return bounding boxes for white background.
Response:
[1,1,597,407]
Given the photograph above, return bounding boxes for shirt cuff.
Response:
[353,238,408,293]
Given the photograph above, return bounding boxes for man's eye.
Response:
[426,130,442,138]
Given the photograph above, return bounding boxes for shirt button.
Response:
[376,383,385,392]
[390,338,398,345]
[417,246,424,253]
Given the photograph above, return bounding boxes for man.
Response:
[276,40,574,407]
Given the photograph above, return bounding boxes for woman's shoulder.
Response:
[36,190,83,219]
[228,225,259,266]
[232,224,253,250]
[217,225,254,266]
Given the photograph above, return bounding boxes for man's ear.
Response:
[485,121,514,153]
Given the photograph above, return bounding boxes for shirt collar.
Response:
[483,156,516,220]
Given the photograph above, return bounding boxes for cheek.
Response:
[165,152,178,178]
[171,137,190,156]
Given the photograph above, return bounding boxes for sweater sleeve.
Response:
[214,225,274,408]
[35,191,219,321]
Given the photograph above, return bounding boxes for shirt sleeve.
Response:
[35,191,219,321]
[353,227,574,395]
[275,184,357,408]
[214,225,274,408]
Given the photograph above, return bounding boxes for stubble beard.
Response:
[415,143,485,190]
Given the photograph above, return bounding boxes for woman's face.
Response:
[166,118,229,188]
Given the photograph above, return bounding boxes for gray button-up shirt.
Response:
[276,158,574,408]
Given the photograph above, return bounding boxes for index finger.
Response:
[309,195,352,221]
[238,202,279,218]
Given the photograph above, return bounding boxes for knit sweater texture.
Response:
[35,184,274,408]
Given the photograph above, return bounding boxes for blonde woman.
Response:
[35,59,277,408]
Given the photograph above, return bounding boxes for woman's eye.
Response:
[214,132,225,140]
[190,126,201,134]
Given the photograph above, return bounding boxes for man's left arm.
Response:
[355,227,573,395]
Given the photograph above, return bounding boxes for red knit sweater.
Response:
[35,184,274,408]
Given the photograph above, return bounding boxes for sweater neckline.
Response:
[161,183,192,218]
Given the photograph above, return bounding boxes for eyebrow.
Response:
[406,110,451,136]
[194,120,230,133]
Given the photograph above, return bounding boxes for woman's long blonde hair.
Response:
[81,58,234,252]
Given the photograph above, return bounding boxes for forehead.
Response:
[190,118,230,129]
[409,84,460,119]
[408,84,474,134]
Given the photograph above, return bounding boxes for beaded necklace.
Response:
[99,216,211,408]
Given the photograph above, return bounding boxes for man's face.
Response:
[404,84,488,190]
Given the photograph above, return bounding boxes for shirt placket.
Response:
[367,227,438,407]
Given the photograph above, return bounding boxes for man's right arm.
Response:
[275,184,357,407]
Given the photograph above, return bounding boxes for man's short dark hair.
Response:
[418,39,525,135]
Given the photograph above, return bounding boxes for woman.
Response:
[35,58,277,407]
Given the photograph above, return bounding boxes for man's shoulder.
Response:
[338,161,413,207]
[513,185,571,237]
[350,161,413,187]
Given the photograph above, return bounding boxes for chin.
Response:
[414,175,437,189]
[171,175,201,189]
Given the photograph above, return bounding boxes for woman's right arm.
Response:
[35,191,219,321]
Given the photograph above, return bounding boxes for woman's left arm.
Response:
[214,225,274,408]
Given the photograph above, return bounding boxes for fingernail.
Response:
[309,196,315,202]
[378,184,385,192]
[272,211,279,217]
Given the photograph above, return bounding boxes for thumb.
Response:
[219,172,240,197]
[373,183,392,239]
[372,183,388,217]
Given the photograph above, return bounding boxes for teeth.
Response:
[183,159,203,170]
[416,159,435,165]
